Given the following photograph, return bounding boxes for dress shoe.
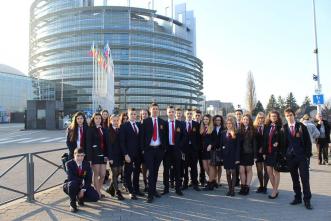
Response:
[106,184,115,197]
[256,187,264,193]
[193,186,201,191]
[262,187,268,194]
[304,201,313,210]
[170,182,175,188]
[130,194,138,200]
[154,191,161,198]
[70,202,78,213]
[146,196,154,203]
[182,185,188,190]
[77,197,84,206]
[290,198,302,205]
[116,190,125,200]
[226,191,231,196]
[268,192,279,199]
[239,185,245,195]
[176,190,183,196]
[162,189,169,195]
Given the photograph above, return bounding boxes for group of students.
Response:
[63,102,318,213]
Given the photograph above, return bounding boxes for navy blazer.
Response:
[165,119,187,151]
[262,124,284,155]
[220,131,241,163]
[119,121,141,158]
[86,126,111,161]
[66,159,92,187]
[141,117,167,151]
[183,120,200,153]
[212,127,223,150]
[66,125,88,155]
[108,126,123,166]
[283,122,312,158]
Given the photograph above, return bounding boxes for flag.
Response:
[104,43,110,58]
[88,43,95,57]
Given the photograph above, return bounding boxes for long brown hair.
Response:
[89,112,102,127]
[240,113,254,137]
[68,112,87,142]
[253,112,265,128]
[119,112,128,127]
[225,116,237,139]
[265,110,282,127]
[200,114,214,135]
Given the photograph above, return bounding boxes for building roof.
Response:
[0,64,26,76]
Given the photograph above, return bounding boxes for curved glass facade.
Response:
[29,0,203,114]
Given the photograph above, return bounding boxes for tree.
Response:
[252,100,265,116]
[246,71,257,113]
[277,96,286,114]
[266,94,277,113]
[285,92,299,112]
[302,96,312,115]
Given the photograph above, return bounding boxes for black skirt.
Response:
[265,152,278,167]
[240,153,254,166]
[255,153,264,163]
[91,155,106,165]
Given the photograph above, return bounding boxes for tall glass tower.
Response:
[29,0,203,114]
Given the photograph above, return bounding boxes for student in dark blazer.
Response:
[141,102,167,203]
[200,114,215,191]
[139,109,150,192]
[101,109,109,129]
[66,112,88,159]
[238,113,257,195]
[162,106,186,196]
[212,115,224,188]
[220,116,240,197]
[263,110,284,199]
[86,112,110,198]
[106,114,124,200]
[63,148,99,213]
[253,112,269,194]
[315,113,330,165]
[120,108,144,200]
[182,109,201,191]
[193,109,206,186]
[284,108,313,209]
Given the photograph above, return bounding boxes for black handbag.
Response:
[210,148,222,166]
[274,151,290,173]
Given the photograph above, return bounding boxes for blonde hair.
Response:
[253,112,265,128]
[225,116,237,138]
[200,114,214,135]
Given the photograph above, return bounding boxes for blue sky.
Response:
[0,0,330,109]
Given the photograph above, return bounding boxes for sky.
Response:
[0,0,330,109]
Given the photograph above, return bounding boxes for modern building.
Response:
[29,0,203,114]
[0,64,33,123]
[206,100,234,116]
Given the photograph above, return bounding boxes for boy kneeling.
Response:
[63,148,99,212]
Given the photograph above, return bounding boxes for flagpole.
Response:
[61,68,64,102]
[92,43,95,113]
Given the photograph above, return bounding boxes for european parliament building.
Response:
[29,0,203,114]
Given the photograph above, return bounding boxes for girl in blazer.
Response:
[253,112,269,194]
[220,116,240,197]
[212,115,224,188]
[106,114,125,200]
[200,114,215,191]
[263,110,284,199]
[238,113,257,195]
[66,112,88,159]
[86,113,110,198]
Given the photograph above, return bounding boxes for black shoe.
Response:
[130,194,138,200]
[182,185,188,190]
[230,189,235,197]
[202,182,210,191]
[70,202,78,213]
[170,182,175,189]
[268,192,279,199]
[146,196,154,203]
[226,191,231,196]
[290,198,302,205]
[162,189,169,195]
[214,182,219,188]
[188,183,193,187]
[154,191,161,198]
[193,186,201,191]
[116,190,125,200]
[256,187,263,193]
[304,201,313,210]
[135,191,145,197]
[176,190,183,196]
[263,187,268,194]
[77,197,84,206]
[239,185,245,195]
[144,186,148,192]
[244,186,250,195]
[106,184,115,197]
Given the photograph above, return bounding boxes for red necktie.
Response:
[204,127,208,135]
[78,165,82,176]
[268,125,275,154]
[172,121,175,144]
[152,118,157,141]
[227,132,232,139]
[258,126,262,135]
[97,127,104,152]
[188,122,192,133]
[79,127,84,148]
[290,126,295,137]
[133,123,137,134]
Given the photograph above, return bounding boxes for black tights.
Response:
[111,166,121,191]
[226,169,236,191]
[256,162,269,188]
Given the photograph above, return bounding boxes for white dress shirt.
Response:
[150,117,161,146]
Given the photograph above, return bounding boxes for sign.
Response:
[313,94,324,105]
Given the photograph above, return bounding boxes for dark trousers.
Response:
[144,146,164,197]
[183,148,199,186]
[170,167,175,184]
[318,142,329,163]
[163,148,182,191]
[124,156,141,194]
[63,181,99,203]
[288,156,312,202]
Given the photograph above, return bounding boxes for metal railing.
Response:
[0,147,67,206]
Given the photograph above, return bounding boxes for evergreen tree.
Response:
[266,94,277,113]
[252,100,265,116]
[277,96,286,114]
[301,96,312,115]
[285,92,299,112]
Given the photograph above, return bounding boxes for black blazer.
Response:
[66,125,88,155]
[86,126,111,161]
[262,124,284,155]
[283,122,312,158]
[316,120,331,144]
[108,126,123,166]
[239,129,257,157]
[165,119,187,151]
[66,159,92,187]
[212,127,223,150]
[119,121,141,158]
[183,120,200,153]
[201,131,214,152]
[255,126,265,153]
[141,117,167,151]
